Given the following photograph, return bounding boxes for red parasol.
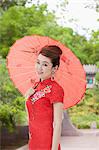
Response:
[6,35,86,109]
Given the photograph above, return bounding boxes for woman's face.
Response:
[35,54,54,81]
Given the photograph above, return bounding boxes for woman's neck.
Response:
[40,76,51,82]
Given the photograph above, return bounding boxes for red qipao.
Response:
[26,77,64,150]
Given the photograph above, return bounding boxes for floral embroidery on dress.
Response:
[31,85,52,104]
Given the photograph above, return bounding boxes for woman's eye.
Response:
[44,64,48,66]
[36,62,48,66]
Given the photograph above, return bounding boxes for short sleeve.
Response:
[50,83,64,104]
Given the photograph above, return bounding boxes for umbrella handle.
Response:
[33,78,41,89]
[24,79,41,99]
[24,88,36,99]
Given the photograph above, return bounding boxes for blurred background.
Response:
[0,0,99,149]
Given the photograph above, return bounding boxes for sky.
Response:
[26,0,99,39]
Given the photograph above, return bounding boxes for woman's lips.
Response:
[38,72,43,74]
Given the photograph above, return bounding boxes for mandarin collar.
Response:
[39,77,52,85]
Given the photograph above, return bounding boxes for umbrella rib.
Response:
[7,66,35,69]
[63,83,82,102]
[37,36,42,46]
[8,55,36,65]
[7,55,36,67]
[59,68,86,82]
[15,75,36,88]
[21,50,34,53]
[61,73,86,82]
[47,36,50,45]
[62,81,74,101]
[60,79,85,102]
[20,50,37,62]
[60,76,85,91]
[11,70,36,77]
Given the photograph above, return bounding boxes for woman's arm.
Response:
[51,102,63,150]
[24,87,35,99]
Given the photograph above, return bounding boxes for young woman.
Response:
[25,45,64,150]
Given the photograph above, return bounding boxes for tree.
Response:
[0,4,56,58]
[0,0,27,11]
[84,0,99,12]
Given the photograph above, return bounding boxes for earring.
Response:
[51,76,54,81]
[51,71,55,81]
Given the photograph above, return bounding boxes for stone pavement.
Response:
[17,129,99,150]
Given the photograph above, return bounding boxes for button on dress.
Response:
[26,77,64,150]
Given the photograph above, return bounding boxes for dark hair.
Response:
[39,45,62,67]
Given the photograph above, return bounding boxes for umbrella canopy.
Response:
[6,35,86,109]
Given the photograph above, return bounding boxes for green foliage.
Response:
[0,57,21,103]
[0,3,98,64]
[0,104,15,132]
[0,58,27,131]
[0,0,27,11]
[95,72,99,83]
[68,88,99,129]
[0,4,56,58]
[0,103,27,132]
[95,62,99,87]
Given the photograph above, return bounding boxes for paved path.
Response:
[61,135,99,150]
[17,129,99,150]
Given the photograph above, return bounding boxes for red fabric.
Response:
[26,77,64,150]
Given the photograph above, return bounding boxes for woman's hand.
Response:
[24,87,35,99]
